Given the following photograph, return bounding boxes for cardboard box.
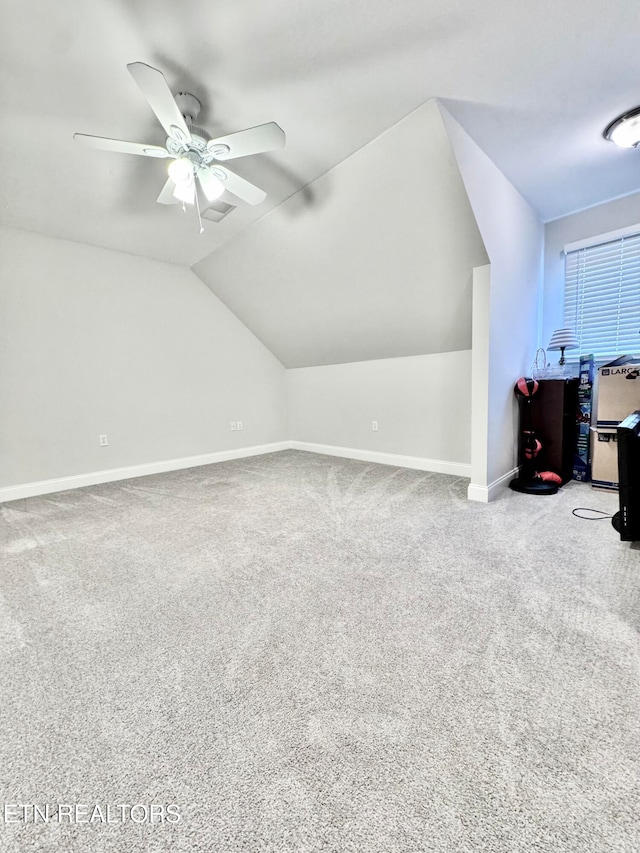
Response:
[591,428,618,490]
[596,355,640,428]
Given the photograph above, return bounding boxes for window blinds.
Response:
[564,229,640,358]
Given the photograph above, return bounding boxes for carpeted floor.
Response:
[0,449,638,852]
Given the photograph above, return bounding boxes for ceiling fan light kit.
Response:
[167,157,194,184]
[604,105,640,149]
[73,61,285,227]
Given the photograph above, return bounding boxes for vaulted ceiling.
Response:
[1,0,638,269]
[193,100,488,368]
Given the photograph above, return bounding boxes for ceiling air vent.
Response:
[201,201,236,223]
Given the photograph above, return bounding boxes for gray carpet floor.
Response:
[0,449,638,852]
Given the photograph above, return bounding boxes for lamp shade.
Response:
[547,329,578,351]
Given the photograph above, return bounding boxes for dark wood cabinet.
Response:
[530,378,579,484]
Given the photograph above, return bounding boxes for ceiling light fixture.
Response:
[172,178,196,206]
[168,157,194,184]
[604,106,640,149]
[168,157,197,206]
[196,167,225,202]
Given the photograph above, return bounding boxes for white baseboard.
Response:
[0,442,291,504]
[467,467,519,503]
[290,441,471,478]
[1,440,473,504]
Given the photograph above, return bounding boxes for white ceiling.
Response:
[1,0,639,268]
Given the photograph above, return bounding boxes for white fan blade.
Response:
[197,167,225,202]
[127,62,192,144]
[74,134,170,158]
[207,122,285,161]
[157,178,180,205]
[213,166,267,205]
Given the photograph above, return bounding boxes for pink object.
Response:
[536,471,562,484]
[515,376,539,398]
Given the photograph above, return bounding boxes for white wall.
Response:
[194,99,488,368]
[287,350,472,472]
[542,191,640,349]
[440,104,544,495]
[0,226,287,490]
[191,99,490,480]
[468,265,491,497]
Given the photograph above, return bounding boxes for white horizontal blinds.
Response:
[564,230,640,358]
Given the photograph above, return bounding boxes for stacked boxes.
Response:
[595,356,640,428]
[573,355,595,482]
[592,355,640,490]
[592,431,619,489]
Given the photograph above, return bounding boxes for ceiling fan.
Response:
[74,62,285,214]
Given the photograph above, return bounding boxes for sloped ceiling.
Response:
[193,100,488,368]
[0,0,639,268]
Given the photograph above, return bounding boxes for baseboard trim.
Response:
[1,441,474,504]
[0,442,292,504]
[467,466,519,503]
[289,441,471,478]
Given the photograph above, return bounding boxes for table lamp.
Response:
[547,328,578,366]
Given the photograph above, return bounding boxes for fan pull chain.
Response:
[194,185,204,234]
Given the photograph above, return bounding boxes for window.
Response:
[564,225,640,359]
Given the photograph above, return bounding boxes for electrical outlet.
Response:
[237,421,243,431]
[230,422,237,431]
[99,434,109,446]
[372,421,378,432]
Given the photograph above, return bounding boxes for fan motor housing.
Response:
[166,129,211,163]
